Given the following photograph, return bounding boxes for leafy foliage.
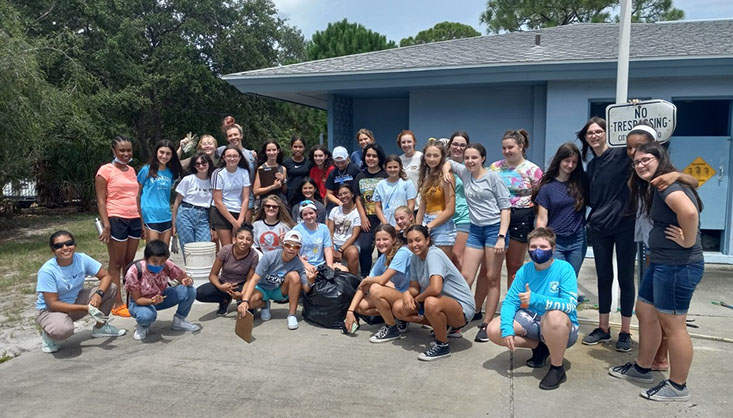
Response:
[400,21,481,47]
[480,0,684,33]
[306,18,396,60]
[0,0,325,209]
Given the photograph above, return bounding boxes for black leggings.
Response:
[195,282,243,306]
[590,228,637,317]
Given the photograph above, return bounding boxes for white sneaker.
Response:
[41,332,59,353]
[287,314,299,330]
[171,316,201,332]
[133,325,148,341]
[91,322,127,338]
[260,301,272,321]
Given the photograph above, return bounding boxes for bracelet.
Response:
[242,299,249,304]
[95,289,105,298]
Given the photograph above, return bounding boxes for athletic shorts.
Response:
[109,217,142,242]
[210,207,240,231]
[144,221,172,233]
[514,308,578,348]
[255,284,288,302]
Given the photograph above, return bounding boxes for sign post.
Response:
[605,99,677,147]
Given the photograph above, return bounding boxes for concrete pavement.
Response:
[1,257,731,418]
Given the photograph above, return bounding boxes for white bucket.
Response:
[184,242,216,268]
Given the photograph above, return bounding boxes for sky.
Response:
[272,0,733,43]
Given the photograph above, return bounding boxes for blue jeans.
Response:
[129,285,196,327]
[176,204,211,261]
[554,229,587,277]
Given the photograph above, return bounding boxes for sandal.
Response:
[111,304,131,318]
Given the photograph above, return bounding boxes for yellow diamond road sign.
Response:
[683,157,716,186]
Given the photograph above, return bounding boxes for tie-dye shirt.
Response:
[489,159,543,209]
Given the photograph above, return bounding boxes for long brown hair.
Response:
[418,139,448,201]
[532,142,587,211]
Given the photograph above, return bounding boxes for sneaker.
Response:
[616,331,632,352]
[369,324,402,343]
[171,316,201,332]
[526,341,550,368]
[217,302,228,317]
[475,323,489,343]
[581,327,611,345]
[418,340,451,361]
[640,379,689,402]
[539,365,567,390]
[133,325,149,341]
[41,332,59,353]
[111,304,131,318]
[472,311,483,322]
[260,301,272,321]
[396,320,408,334]
[608,362,654,383]
[287,314,299,330]
[91,322,127,338]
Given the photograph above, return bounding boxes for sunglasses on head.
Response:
[52,240,75,250]
[300,200,314,206]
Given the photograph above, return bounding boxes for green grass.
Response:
[0,211,124,295]
[0,355,12,364]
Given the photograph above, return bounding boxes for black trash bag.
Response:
[302,265,361,329]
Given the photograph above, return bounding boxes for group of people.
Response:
[35,116,704,400]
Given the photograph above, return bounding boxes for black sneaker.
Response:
[474,323,489,343]
[526,341,550,368]
[418,340,451,361]
[581,327,612,345]
[472,311,483,322]
[616,332,632,352]
[216,303,228,316]
[539,365,567,390]
[397,320,408,334]
[369,324,402,343]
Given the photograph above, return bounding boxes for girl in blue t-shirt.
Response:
[533,142,588,276]
[293,202,334,281]
[374,155,417,226]
[137,140,182,245]
[343,224,411,337]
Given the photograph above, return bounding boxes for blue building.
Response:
[224,20,733,259]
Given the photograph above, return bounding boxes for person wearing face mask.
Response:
[485,227,579,391]
[125,240,201,341]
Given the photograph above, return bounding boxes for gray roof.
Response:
[226,20,733,78]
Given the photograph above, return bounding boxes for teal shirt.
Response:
[453,174,470,225]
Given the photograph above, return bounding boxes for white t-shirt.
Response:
[400,151,422,206]
[253,220,291,252]
[175,174,212,208]
[212,167,251,213]
[328,206,362,247]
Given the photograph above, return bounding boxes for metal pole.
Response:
[616,0,632,104]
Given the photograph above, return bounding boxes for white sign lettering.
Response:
[606,100,677,147]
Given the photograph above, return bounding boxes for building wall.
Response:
[352,98,410,156]
[408,86,546,165]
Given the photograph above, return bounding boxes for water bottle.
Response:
[94,218,104,236]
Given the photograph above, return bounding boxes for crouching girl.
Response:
[392,225,476,361]
[125,240,200,341]
[486,227,579,390]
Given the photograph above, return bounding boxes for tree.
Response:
[480,0,684,33]
[400,21,480,47]
[306,19,396,61]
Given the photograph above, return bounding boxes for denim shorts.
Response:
[423,213,456,246]
[637,261,704,315]
[255,284,288,302]
[455,223,471,234]
[334,242,360,252]
[466,223,509,249]
[514,309,578,348]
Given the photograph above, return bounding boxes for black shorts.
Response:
[144,221,172,233]
[210,207,240,230]
[109,217,142,241]
[509,207,535,244]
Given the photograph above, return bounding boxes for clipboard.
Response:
[235,313,254,343]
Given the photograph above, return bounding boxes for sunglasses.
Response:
[283,243,301,250]
[300,200,314,206]
[194,161,208,167]
[52,240,75,250]
[264,204,279,209]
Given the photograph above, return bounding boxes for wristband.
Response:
[242,299,249,304]
[497,233,506,238]
[95,289,105,298]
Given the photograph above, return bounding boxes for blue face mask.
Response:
[528,248,553,264]
[147,264,164,274]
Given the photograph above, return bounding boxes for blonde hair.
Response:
[418,139,448,201]
[254,195,294,227]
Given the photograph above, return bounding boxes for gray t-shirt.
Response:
[254,249,307,290]
[648,183,703,265]
[449,160,510,226]
[217,244,258,286]
[409,246,476,319]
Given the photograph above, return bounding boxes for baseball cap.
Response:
[283,230,302,245]
[299,200,318,215]
[332,146,349,161]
